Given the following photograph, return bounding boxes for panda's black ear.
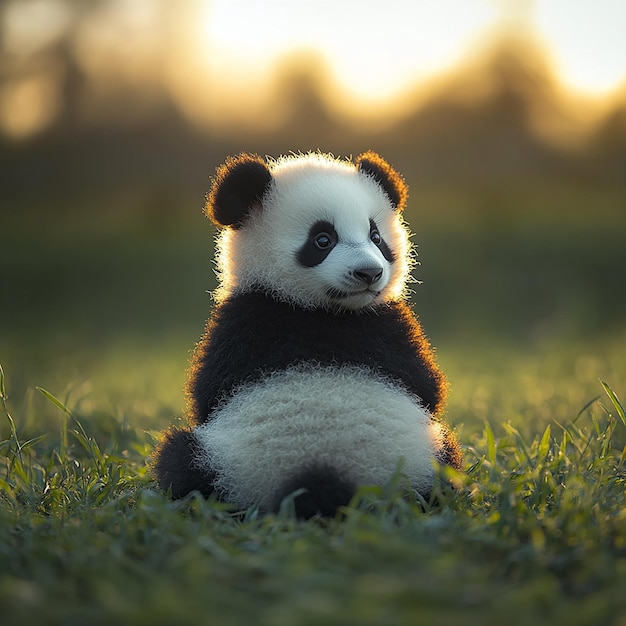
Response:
[206,154,273,228]
[356,151,408,212]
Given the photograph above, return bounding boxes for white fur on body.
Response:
[193,364,443,510]
[214,153,414,310]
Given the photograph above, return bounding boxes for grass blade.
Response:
[36,387,72,417]
[0,363,6,400]
[574,394,601,423]
[600,381,626,427]
[485,422,496,467]
[36,386,71,459]
[538,425,551,462]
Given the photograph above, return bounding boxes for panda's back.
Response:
[187,290,447,425]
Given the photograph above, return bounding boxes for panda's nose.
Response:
[353,267,383,285]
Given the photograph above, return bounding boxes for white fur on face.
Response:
[193,364,443,510]
[214,153,413,309]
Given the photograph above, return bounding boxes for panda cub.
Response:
[154,151,462,518]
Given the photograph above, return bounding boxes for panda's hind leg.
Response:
[152,427,216,499]
[435,422,464,471]
[272,465,356,519]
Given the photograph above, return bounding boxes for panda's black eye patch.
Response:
[369,219,395,263]
[297,220,338,267]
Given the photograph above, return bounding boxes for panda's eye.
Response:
[370,229,382,245]
[315,233,333,249]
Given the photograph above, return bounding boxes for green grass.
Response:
[1,358,625,626]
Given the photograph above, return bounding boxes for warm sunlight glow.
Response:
[2,0,70,56]
[0,75,60,139]
[200,0,499,102]
[199,0,626,100]
[535,0,626,95]
[73,0,163,84]
[1,0,625,139]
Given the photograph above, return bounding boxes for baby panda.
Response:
[153,151,462,518]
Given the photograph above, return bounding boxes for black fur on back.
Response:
[186,290,447,425]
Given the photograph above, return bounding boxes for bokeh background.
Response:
[1,0,625,431]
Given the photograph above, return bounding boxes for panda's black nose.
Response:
[353,267,383,285]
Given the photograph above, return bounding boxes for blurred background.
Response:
[1,0,625,430]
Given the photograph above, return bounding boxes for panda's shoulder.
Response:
[211,290,419,344]
[213,290,301,329]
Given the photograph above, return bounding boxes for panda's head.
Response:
[206,151,413,311]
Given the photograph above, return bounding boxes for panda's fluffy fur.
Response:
[154,151,462,518]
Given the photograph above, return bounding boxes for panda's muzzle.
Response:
[352,267,383,286]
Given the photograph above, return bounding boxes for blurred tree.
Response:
[373,37,565,183]
[263,52,353,155]
[0,0,624,213]
[0,0,108,138]
[588,101,626,181]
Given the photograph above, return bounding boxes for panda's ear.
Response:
[355,151,408,212]
[206,154,273,228]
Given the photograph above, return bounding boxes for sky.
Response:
[199,0,626,99]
